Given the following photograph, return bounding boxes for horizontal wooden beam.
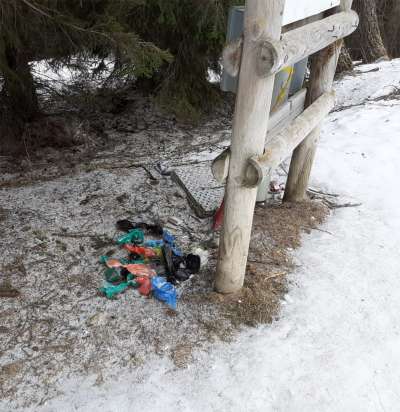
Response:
[244,91,336,187]
[211,88,307,183]
[257,10,359,77]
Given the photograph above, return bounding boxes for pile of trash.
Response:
[269,180,286,199]
[98,220,201,310]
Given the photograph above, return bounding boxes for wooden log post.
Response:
[283,0,356,202]
[215,0,285,294]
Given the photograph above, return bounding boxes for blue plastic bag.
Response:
[151,276,177,310]
[162,230,183,257]
[163,230,175,245]
[144,239,164,248]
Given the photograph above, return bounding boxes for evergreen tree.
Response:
[0,0,239,152]
[128,0,239,120]
[0,0,171,148]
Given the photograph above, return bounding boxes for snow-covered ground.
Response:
[8,60,400,412]
[335,59,400,108]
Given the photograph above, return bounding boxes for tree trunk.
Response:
[337,42,354,73]
[0,47,39,154]
[2,47,39,123]
[349,0,388,62]
[383,0,400,57]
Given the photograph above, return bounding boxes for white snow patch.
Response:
[334,59,400,108]
[31,58,115,92]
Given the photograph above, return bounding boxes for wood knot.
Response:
[256,40,280,77]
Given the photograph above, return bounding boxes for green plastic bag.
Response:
[100,275,138,299]
[116,229,145,245]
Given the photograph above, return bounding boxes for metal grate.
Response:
[171,164,224,218]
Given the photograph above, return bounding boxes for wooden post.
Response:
[284,0,355,202]
[215,0,285,294]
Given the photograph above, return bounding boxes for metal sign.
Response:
[283,0,340,25]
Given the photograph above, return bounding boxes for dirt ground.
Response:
[0,93,330,407]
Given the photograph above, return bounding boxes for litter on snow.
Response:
[98,220,201,310]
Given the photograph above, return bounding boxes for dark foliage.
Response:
[0,0,171,152]
[128,0,240,120]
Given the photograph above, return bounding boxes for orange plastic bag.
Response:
[123,264,156,277]
[105,258,123,268]
[124,245,157,258]
[136,276,152,296]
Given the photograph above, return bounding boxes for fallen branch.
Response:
[0,287,20,298]
[332,102,365,112]
[354,67,379,74]
[323,199,362,209]
[52,232,97,238]
[302,226,334,235]
[307,188,340,198]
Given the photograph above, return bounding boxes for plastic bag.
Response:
[144,240,163,248]
[185,254,201,274]
[124,245,157,258]
[104,267,122,283]
[162,230,183,257]
[136,276,152,296]
[99,276,138,299]
[104,258,123,268]
[123,264,156,277]
[117,229,144,245]
[163,230,175,245]
[151,276,177,310]
[116,220,163,236]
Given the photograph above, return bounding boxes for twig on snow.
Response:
[307,188,339,198]
[323,200,362,209]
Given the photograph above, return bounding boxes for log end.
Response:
[256,39,280,78]
[211,149,231,184]
[244,156,265,188]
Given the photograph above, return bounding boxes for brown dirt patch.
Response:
[206,201,330,328]
[172,200,330,367]
[170,343,194,368]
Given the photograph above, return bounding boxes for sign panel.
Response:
[283,0,340,25]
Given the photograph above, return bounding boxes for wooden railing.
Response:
[215,0,358,294]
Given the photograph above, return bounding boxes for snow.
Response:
[31,58,116,93]
[335,59,400,108]
[5,60,400,411]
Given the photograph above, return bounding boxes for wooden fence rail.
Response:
[244,91,336,187]
[212,88,307,184]
[256,11,359,77]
